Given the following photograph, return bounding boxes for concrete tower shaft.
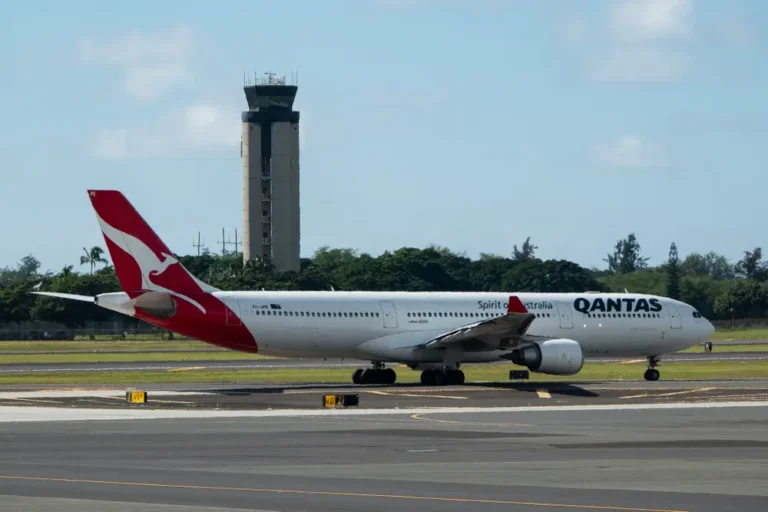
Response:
[241,73,300,273]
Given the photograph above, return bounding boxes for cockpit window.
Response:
[693,311,702,318]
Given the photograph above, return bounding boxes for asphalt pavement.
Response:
[0,398,766,511]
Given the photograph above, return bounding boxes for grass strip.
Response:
[0,360,764,386]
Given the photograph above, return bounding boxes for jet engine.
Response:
[505,339,584,376]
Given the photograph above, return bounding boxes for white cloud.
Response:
[589,135,669,168]
[88,104,239,160]
[609,0,693,42]
[181,105,240,149]
[122,66,190,101]
[585,47,688,83]
[574,0,756,83]
[89,128,129,160]
[78,25,194,101]
[567,0,695,83]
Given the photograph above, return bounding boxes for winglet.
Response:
[507,295,528,314]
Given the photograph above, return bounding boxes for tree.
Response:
[80,246,108,275]
[605,233,649,274]
[735,248,766,281]
[666,242,680,300]
[680,252,735,280]
[512,237,538,262]
[501,259,602,293]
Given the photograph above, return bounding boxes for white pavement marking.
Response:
[0,401,767,423]
[620,387,715,400]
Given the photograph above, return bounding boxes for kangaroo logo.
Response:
[96,214,207,314]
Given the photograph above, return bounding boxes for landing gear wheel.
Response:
[383,368,397,385]
[420,370,436,386]
[353,367,396,385]
[444,369,465,385]
[644,368,660,381]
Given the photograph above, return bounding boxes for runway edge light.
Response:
[126,391,147,404]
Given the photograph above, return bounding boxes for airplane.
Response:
[35,190,715,385]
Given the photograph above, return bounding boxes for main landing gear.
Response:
[352,363,397,385]
[420,368,465,386]
[644,355,660,381]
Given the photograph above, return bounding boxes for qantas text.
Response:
[573,297,662,314]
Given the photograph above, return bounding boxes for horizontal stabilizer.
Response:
[31,292,96,303]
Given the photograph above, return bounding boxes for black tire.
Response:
[433,371,445,386]
[420,370,435,386]
[383,368,396,385]
[352,369,365,384]
[704,342,713,352]
[443,370,465,385]
[644,368,660,381]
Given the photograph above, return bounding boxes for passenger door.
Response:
[667,303,682,329]
[556,303,574,329]
[379,301,398,328]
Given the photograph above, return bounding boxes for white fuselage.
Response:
[212,291,714,363]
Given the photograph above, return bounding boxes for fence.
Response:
[0,320,187,341]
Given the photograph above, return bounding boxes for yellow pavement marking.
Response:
[620,359,645,364]
[536,390,552,399]
[167,366,207,372]
[0,475,689,512]
[620,387,715,400]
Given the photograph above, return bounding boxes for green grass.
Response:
[681,343,768,353]
[0,360,765,386]
[0,351,274,364]
[0,343,762,364]
[711,327,768,341]
[0,340,223,352]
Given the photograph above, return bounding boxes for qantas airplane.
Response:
[36,190,715,385]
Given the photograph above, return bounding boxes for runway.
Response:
[0,351,766,374]
[0,393,766,511]
[2,379,768,410]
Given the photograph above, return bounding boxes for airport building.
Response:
[241,72,301,273]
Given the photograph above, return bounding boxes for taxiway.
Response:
[0,388,766,511]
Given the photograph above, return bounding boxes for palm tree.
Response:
[80,246,108,274]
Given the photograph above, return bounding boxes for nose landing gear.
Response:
[644,355,661,381]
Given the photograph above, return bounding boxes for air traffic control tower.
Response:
[241,72,300,273]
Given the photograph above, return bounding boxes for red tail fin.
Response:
[87,190,218,295]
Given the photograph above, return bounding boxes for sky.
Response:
[2,0,766,274]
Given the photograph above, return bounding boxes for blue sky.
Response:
[2,0,766,273]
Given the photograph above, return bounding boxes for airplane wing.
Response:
[416,295,537,351]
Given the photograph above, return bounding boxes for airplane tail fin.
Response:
[87,190,219,295]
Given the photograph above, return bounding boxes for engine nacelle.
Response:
[506,339,584,376]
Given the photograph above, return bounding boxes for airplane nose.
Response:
[706,320,715,337]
